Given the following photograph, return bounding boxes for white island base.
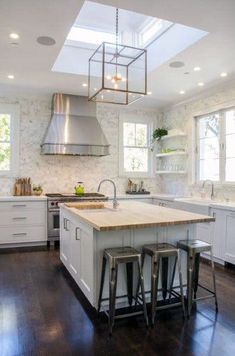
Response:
[60,202,213,309]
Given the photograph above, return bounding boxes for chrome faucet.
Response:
[97,179,119,209]
[202,180,215,200]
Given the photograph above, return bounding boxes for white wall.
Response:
[159,83,235,200]
[0,93,161,195]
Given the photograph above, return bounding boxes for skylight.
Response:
[52,0,208,77]
[67,27,116,45]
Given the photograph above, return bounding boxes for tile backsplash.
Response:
[0,94,160,195]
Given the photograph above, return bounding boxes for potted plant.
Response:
[152,128,168,142]
[32,184,43,196]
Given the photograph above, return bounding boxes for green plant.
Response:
[152,128,168,142]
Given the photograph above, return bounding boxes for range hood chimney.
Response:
[41,93,110,156]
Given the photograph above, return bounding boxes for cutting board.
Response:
[65,202,105,210]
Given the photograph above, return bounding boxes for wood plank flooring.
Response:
[0,247,234,356]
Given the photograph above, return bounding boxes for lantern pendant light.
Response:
[88,8,147,105]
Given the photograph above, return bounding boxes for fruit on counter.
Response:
[32,184,43,196]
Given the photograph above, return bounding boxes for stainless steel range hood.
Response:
[41,93,110,156]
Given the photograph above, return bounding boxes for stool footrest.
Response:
[156,302,183,311]
[103,309,145,320]
[194,295,216,302]
[198,283,216,295]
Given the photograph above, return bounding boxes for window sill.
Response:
[119,172,155,179]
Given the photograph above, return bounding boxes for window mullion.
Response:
[220,111,226,184]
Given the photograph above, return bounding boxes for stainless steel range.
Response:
[46,193,108,242]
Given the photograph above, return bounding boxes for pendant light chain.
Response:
[116,8,119,48]
[115,8,119,76]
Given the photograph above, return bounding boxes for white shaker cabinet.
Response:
[224,210,235,265]
[60,207,94,304]
[60,210,70,268]
[69,222,81,282]
[210,209,226,261]
[0,199,47,246]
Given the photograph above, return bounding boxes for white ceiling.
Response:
[0,0,235,109]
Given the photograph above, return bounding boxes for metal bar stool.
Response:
[177,239,218,317]
[136,243,185,325]
[98,246,148,334]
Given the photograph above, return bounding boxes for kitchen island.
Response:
[60,201,214,309]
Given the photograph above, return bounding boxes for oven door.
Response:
[48,209,60,239]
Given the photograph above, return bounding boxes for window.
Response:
[195,107,235,183]
[67,26,116,45]
[138,18,173,47]
[119,115,153,177]
[0,104,19,176]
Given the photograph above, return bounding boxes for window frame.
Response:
[119,113,154,178]
[0,103,20,177]
[195,106,235,185]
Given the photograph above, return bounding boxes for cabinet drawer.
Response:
[0,226,47,244]
[0,209,46,227]
[0,201,46,211]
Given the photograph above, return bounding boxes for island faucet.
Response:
[202,180,215,200]
[97,179,119,209]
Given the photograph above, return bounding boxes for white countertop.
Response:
[108,193,181,201]
[0,193,235,211]
[175,197,235,211]
[0,195,47,201]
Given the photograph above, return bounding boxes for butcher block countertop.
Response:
[63,201,215,231]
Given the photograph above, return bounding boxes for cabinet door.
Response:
[211,209,226,260]
[197,223,211,257]
[225,211,235,265]
[79,228,94,304]
[69,222,81,283]
[60,213,70,268]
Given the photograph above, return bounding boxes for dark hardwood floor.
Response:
[0,247,235,356]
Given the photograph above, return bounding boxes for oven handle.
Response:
[48,209,60,213]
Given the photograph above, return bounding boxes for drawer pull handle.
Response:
[75,227,80,240]
[12,233,27,236]
[64,218,70,231]
[13,217,27,220]
[12,204,27,207]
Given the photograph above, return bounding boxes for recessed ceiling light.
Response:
[169,61,185,68]
[82,83,87,87]
[147,91,152,95]
[220,72,227,77]
[194,66,201,71]
[7,74,14,79]
[179,90,185,94]
[9,33,19,40]
[37,36,56,46]
[198,82,204,86]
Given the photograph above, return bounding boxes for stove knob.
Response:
[56,201,59,207]
[51,202,54,206]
